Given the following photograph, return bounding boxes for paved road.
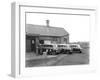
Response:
[52,53,89,66]
[26,53,89,67]
[26,46,89,67]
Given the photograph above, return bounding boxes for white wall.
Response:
[0,0,100,80]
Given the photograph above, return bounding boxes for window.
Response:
[39,40,44,44]
[64,38,67,43]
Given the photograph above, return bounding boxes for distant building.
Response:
[26,20,69,54]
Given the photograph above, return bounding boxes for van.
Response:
[69,44,82,53]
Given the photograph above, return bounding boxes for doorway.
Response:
[31,39,36,52]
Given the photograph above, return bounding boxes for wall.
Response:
[0,0,100,80]
[60,35,69,43]
[26,39,31,52]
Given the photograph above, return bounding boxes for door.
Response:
[31,39,36,52]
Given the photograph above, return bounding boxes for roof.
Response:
[26,24,68,37]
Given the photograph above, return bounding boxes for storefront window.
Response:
[39,40,44,44]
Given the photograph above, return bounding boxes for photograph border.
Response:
[11,2,96,78]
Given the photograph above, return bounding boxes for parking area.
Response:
[26,42,89,67]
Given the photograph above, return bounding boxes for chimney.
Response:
[46,20,49,27]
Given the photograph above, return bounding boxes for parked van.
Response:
[38,43,82,55]
[69,44,82,53]
[57,44,72,54]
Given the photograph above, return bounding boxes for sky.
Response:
[26,13,90,42]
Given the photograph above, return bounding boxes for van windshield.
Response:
[58,45,66,47]
[70,45,77,48]
[41,45,53,47]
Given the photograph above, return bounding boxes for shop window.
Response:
[39,40,44,44]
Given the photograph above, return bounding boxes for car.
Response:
[69,44,82,53]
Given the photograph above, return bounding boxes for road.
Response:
[26,46,89,67]
[26,53,89,67]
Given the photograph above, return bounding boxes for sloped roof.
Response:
[26,24,68,37]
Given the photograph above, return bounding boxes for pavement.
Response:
[25,46,89,67]
[26,52,59,60]
[26,52,67,67]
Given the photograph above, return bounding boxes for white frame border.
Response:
[11,2,97,78]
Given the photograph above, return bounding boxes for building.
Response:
[26,20,69,54]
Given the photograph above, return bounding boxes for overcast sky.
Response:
[26,13,90,42]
